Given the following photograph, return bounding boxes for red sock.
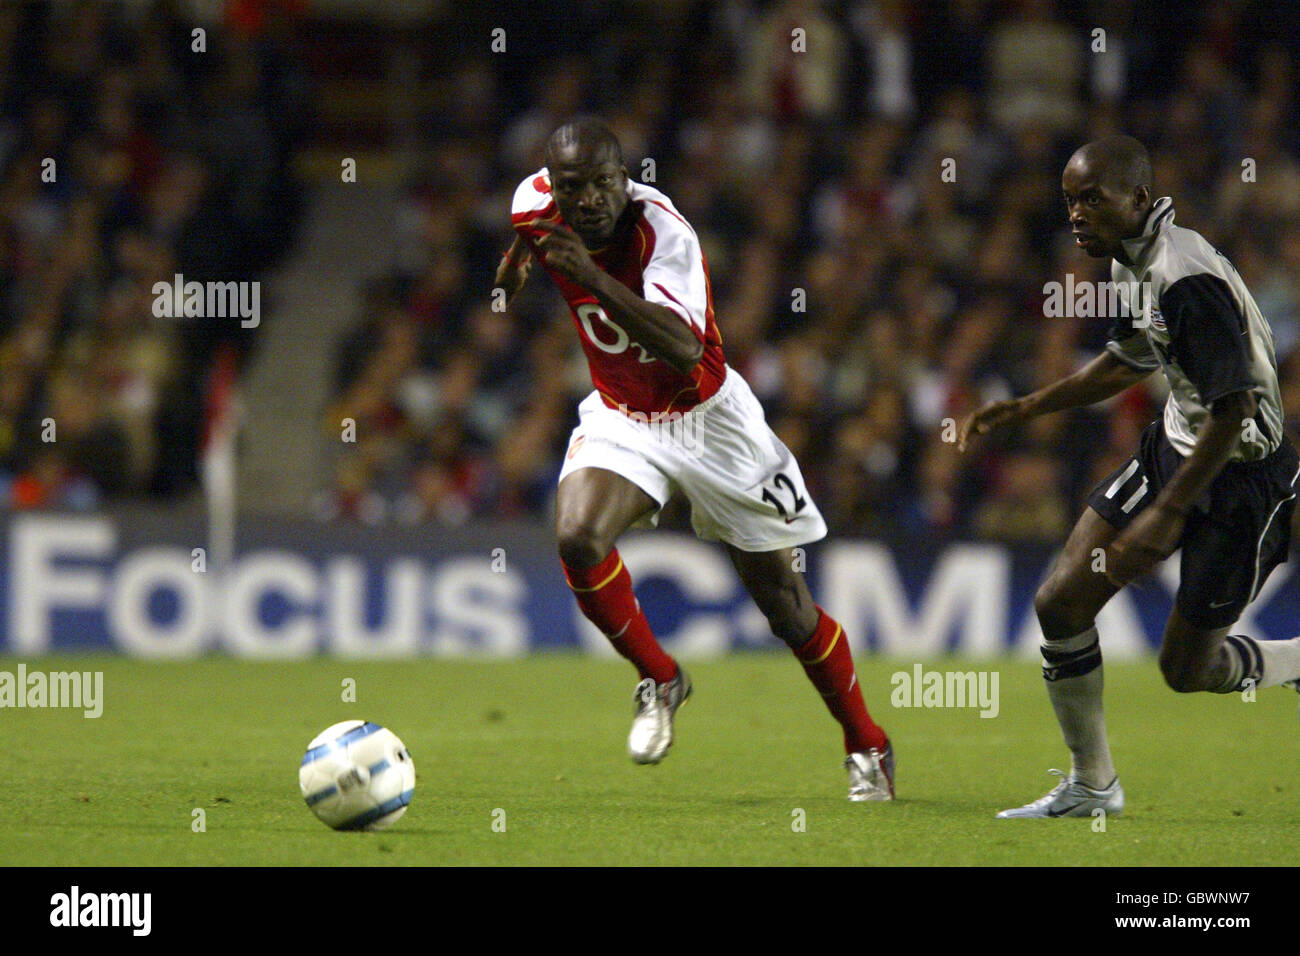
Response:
[563,549,677,684]
[793,607,887,754]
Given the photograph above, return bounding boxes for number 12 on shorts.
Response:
[761,471,807,521]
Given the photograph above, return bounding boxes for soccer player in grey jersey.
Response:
[960,134,1300,818]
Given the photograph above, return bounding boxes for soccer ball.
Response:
[299,720,415,831]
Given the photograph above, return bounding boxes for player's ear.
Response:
[1133,183,1150,212]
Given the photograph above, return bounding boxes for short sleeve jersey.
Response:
[1106,196,1284,461]
[511,169,727,416]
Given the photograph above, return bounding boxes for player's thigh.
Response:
[555,467,659,565]
[1035,506,1123,635]
[725,544,819,643]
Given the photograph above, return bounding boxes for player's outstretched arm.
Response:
[959,351,1151,451]
[534,220,704,375]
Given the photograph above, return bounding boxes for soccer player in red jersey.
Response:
[494,118,893,800]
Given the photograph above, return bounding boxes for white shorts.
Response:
[558,368,827,552]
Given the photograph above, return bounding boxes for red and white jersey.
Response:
[511,168,727,416]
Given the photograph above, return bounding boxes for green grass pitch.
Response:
[2,653,1296,866]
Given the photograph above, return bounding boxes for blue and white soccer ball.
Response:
[299,720,415,831]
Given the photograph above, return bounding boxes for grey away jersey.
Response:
[1106,196,1284,462]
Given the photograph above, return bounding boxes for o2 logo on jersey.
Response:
[576,304,656,363]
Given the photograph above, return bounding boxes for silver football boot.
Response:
[628,669,691,764]
[845,743,895,801]
[996,769,1124,818]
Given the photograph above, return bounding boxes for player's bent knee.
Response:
[1158,653,1201,693]
[1034,577,1092,640]
[556,522,613,570]
[1157,643,1218,693]
[1158,612,1229,693]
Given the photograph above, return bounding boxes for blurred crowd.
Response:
[10,0,1296,546]
[0,0,306,508]
[326,0,1300,541]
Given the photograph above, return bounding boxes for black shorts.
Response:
[1087,418,1300,629]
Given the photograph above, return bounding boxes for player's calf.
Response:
[749,580,819,648]
[1169,612,1300,694]
[728,545,891,791]
[1157,608,1272,694]
[726,545,823,647]
[791,605,891,762]
[562,547,677,685]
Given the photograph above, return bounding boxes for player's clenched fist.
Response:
[957,398,1029,452]
[534,220,601,288]
[494,234,533,304]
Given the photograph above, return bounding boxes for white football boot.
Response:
[845,743,895,801]
[627,669,691,764]
[996,769,1124,818]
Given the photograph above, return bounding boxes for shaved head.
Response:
[1062,134,1154,261]
[543,117,629,247]
[545,117,623,169]
[1070,135,1153,194]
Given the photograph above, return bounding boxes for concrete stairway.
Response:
[238,173,397,515]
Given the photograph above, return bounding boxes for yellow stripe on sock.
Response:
[807,624,842,665]
[567,558,624,593]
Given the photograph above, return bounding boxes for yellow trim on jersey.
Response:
[634,219,648,265]
[518,211,560,228]
[567,558,625,593]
